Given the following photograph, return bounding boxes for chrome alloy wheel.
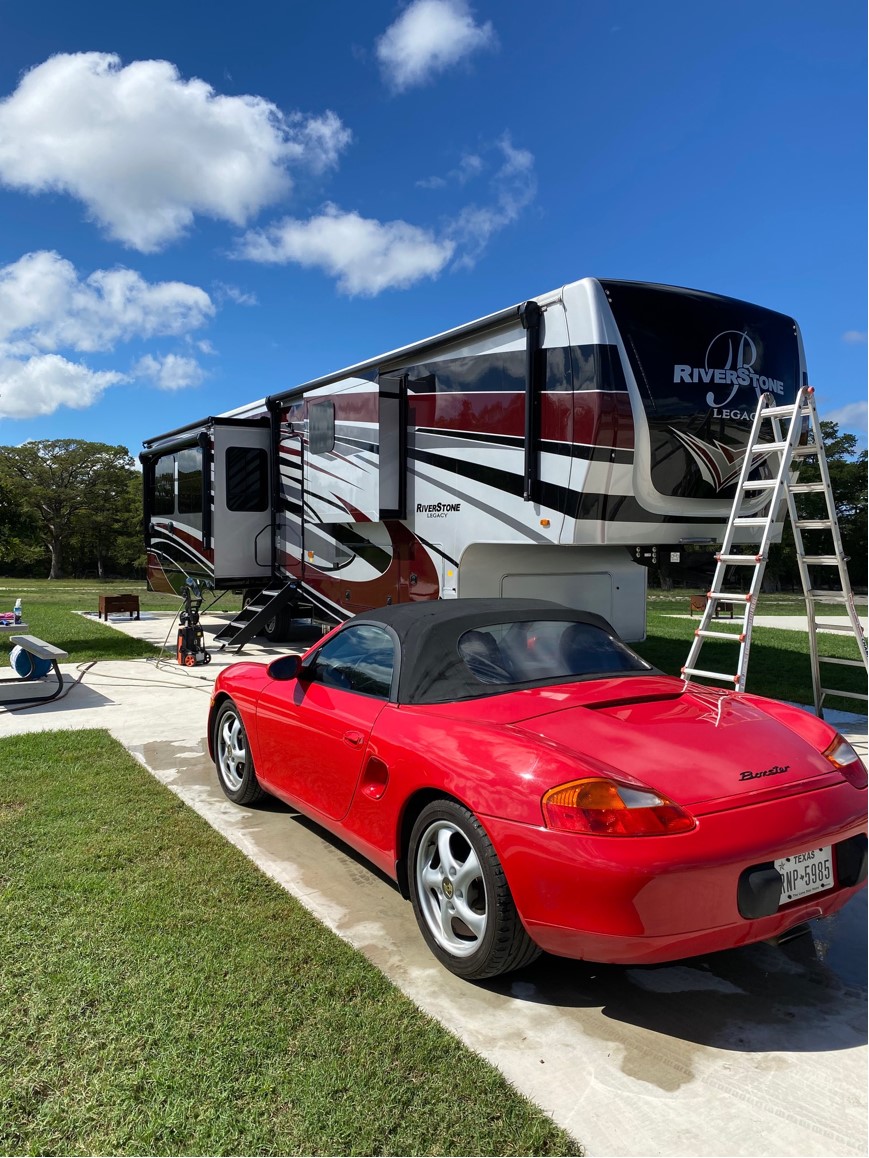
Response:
[415,820,488,958]
[217,709,247,793]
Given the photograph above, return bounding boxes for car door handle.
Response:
[343,731,364,747]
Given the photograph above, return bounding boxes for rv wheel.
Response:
[264,608,293,642]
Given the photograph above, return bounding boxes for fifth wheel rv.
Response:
[141,277,806,648]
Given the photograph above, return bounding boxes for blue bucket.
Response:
[9,645,51,680]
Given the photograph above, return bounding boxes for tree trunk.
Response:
[48,537,63,580]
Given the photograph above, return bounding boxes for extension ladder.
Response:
[682,386,868,716]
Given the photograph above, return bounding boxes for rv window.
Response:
[153,456,175,516]
[225,446,268,512]
[402,346,575,398]
[308,401,335,455]
[599,280,801,500]
[177,447,203,521]
[406,351,525,394]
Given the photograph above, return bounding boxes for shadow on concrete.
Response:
[480,897,867,1055]
[241,787,867,1057]
[0,677,115,716]
[250,795,404,894]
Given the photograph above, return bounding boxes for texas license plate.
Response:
[775,846,834,904]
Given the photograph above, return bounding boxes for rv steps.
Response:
[213,582,313,652]
[682,387,868,717]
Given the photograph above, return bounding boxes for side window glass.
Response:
[310,625,395,698]
[177,446,203,528]
[177,447,202,513]
[226,446,268,512]
[405,351,525,395]
[153,455,175,515]
[308,400,335,455]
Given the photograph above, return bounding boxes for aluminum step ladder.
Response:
[682,386,868,716]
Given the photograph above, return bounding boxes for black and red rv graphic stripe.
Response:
[408,447,726,526]
[277,517,440,617]
[408,390,634,452]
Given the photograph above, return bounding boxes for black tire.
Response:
[213,700,266,805]
[407,799,541,980]
[263,607,293,642]
[243,590,292,643]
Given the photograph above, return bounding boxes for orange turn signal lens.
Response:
[542,777,696,836]
[823,735,867,789]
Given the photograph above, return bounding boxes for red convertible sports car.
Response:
[208,599,867,980]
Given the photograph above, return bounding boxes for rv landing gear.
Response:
[177,578,212,667]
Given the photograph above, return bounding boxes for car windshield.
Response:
[457,620,653,686]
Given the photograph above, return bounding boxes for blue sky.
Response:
[0,0,865,458]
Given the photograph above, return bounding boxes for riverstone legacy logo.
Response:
[673,330,784,408]
[416,501,461,518]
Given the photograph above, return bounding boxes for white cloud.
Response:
[376,0,496,92]
[0,251,214,355]
[0,53,351,251]
[133,353,206,391]
[456,152,485,183]
[0,354,125,418]
[446,134,537,267]
[825,400,868,433]
[416,174,448,190]
[214,281,259,307]
[236,203,455,296]
[236,135,536,296]
[417,150,484,189]
[842,330,867,344]
[0,250,214,417]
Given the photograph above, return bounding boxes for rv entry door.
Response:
[212,419,273,583]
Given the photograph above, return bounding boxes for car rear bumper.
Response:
[482,781,867,965]
[521,885,859,964]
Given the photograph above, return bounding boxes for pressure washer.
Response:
[176,577,211,667]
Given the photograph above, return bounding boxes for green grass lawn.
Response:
[0,579,241,662]
[638,594,867,712]
[0,730,579,1158]
[647,588,868,617]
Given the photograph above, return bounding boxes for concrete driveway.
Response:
[3,610,867,1157]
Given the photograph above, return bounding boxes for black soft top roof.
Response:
[346,598,628,705]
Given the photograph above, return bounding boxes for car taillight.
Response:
[542,778,696,836]
[823,735,868,789]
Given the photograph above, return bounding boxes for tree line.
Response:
[0,440,143,579]
[0,427,865,587]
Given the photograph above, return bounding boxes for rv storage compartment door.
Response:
[212,420,273,583]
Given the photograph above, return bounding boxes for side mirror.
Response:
[267,655,302,681]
